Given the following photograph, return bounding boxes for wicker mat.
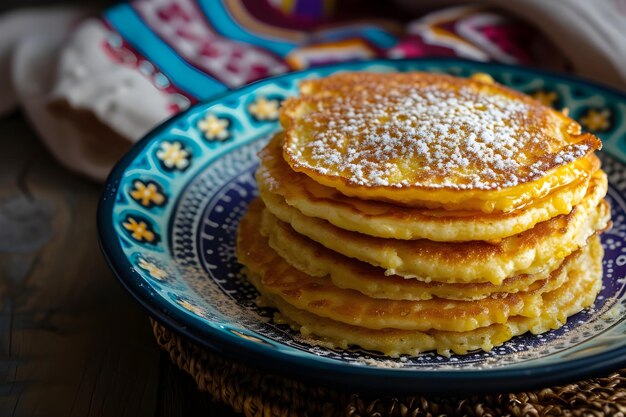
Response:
[152,319,626,417]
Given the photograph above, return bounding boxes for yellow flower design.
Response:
[156,141,190,170]
[580,108,611,131]
[137,258,167,280]
[177,298,206,317]
[532,90,558,107]
[198,114,229,141]
[130,180,165,207]
[248,96,279,121]
[123,217,155,242]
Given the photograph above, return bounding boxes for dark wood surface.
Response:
[0,112,240,416]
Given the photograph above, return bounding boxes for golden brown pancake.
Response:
[255,252,601,357]
[259,133,598,241]
[260,203,582,301]
[280,72,601,213]
[238,201,603,356]
[238,199,594,332]
[260,174,609,284]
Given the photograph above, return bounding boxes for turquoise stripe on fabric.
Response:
[105,4,227,99]
[197,0,297,57]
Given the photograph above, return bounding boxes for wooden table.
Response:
[0,112,239,416]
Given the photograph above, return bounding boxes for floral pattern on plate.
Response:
[100,59,626,393]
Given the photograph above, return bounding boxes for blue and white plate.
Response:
[98,58,626,394]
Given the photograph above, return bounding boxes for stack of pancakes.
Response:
[237,72,611,357]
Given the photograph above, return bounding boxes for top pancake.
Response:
[259,133,599,241]
[281,72,601,212]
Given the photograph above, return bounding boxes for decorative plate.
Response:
[98,58,626,394]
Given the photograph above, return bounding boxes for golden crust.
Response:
[257,256,601,357]
[281,72,601,213]
[238,201,603,356]
[260,173,609,284]
[260,202,580,301]
[237,199,592,333]
[259,133,597,241]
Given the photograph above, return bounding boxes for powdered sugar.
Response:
[285,81,593,190]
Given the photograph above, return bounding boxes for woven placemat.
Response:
[151,319,626,417]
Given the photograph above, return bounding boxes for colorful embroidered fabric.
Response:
[101,0,545,114]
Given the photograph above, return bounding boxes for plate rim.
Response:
[98,57,626,394]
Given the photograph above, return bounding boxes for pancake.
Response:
[258,133,598,241]
[258,249,601,357]
[238,199,594,333]
[260,172,610,284]
[240,235,603,357]
[260,203,581,301]
[280,72,601,213]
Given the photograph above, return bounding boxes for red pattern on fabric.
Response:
[133,0,288,88]
[98,1,554,103]
[100,18,197,113]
